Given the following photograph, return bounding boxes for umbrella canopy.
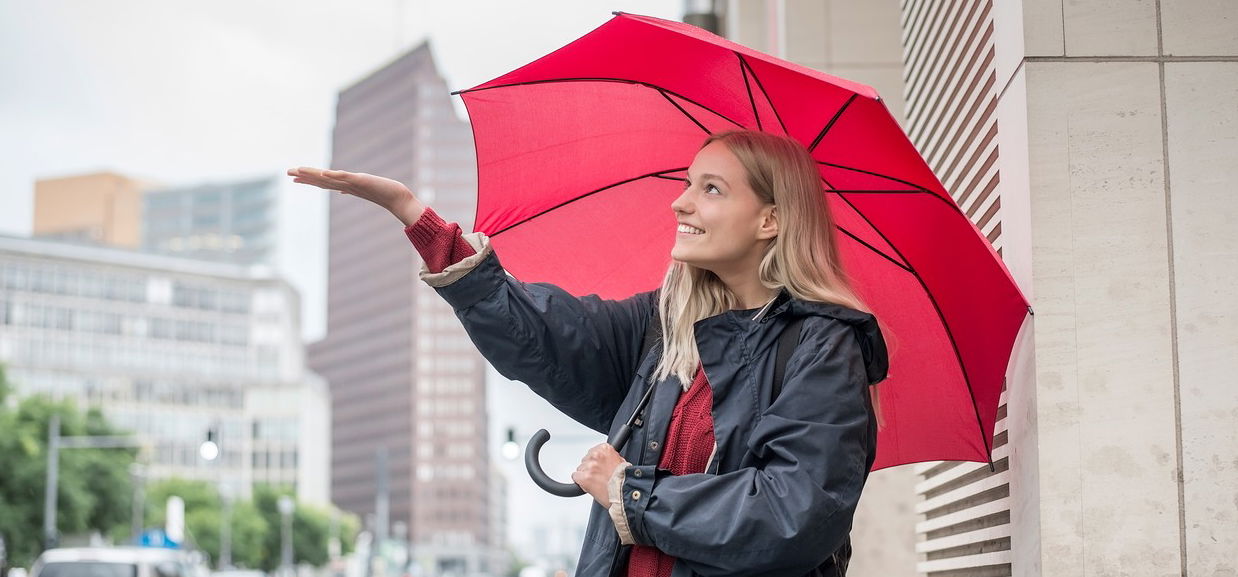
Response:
[455,12,1030,470]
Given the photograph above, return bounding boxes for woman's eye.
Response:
[705,184,721,195]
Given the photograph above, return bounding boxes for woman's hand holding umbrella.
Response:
[572,443,627,507]
[288,167,426,226]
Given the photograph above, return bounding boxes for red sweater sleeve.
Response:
[403,207,477,273]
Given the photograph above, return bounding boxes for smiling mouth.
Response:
[677,224,704,235]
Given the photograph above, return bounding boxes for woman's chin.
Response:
[670,248,696,265]
[670,252,713,271]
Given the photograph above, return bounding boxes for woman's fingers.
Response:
[288,167,351,192]
[288,167,421,226]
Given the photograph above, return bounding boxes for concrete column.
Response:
[1008,1,1238,575]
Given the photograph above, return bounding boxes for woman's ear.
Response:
[757,205,779,240]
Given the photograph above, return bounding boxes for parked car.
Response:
[210,570,265,577]
[32,548,196,577]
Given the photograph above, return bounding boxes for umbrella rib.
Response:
[455,77,745,128]
[826,193,926,196]
[834,225,913,274]
[738,53,762,131]
[817,160,932,191]
[808,94,857,152]
[830,188,994,464]
[658,90,711,135]
[816,160,959,210]
[490,167,689,236]
[736,54,790,136]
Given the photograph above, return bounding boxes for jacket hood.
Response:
[773,291,890,386]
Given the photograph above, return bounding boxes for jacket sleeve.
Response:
[424,234,653,433]
[615,317,875,576]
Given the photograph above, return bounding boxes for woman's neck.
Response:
[716,271,777,310]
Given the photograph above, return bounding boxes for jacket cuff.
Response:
[428,246,510,312]
[606,462,636,545]
[418,232,492,288]
[615,464,657,546]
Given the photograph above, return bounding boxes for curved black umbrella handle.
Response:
[524,429,587,497]
[526,382,653,498]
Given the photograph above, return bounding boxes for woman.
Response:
[289,130,888,577]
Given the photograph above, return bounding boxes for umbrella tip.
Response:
[1027,305,1035,316]
[612,10,625,16]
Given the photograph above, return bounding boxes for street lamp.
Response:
[199,427,219,461]
[43,415,146,549]
[278,495,296,577]
[501,429,520,461]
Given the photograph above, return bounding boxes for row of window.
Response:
[1,261,253,313]
[3,262,146,302]
[13,369,275,412]
[417,334,475,352]
[416,398,476,417]
[416,463,477,481]
[418,420,476,439]
[146,444,299,470]
[4,337,281,380]
[418,442,477,459]
[252,448,299,469]
[2,301,251,345]
[416,377,476,395]
[418,356,478,374]
[253,419,300,442]
[172,282,251,313]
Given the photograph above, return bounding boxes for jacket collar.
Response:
[695,287,889,386]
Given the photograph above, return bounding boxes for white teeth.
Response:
[677,224,704,235]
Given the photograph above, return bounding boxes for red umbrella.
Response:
[455,13,1030,470]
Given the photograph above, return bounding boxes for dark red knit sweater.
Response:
[626,368,715,577]
[404,208,717,577]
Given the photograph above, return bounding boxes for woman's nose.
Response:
[671,187,692,214]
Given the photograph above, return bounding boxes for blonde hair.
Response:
[654,130,870,386]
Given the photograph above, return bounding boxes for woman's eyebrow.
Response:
[687,172,729,186]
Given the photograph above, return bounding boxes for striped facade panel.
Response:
[900,1,1011,576]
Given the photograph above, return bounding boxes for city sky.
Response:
[0,0,682,564]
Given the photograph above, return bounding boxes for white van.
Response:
[31,548,196,577]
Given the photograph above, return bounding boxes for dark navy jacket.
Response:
[430,247,888,577]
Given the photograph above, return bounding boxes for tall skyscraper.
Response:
[308,43,494,574]
[33,171,148,248]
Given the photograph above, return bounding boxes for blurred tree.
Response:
[252,486,357,572]
[143,481,355,571]
[0,365,136,568]
[144,479,270,569]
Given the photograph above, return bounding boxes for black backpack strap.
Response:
[639,291,662,365]
[772,316,805,401]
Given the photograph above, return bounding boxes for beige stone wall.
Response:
[33,171,148,248]
[1007,0,1238,575]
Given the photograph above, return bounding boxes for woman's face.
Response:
[670,141,777,275]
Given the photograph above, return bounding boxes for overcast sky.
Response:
[0,0,682,565]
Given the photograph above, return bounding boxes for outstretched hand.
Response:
[287,167,426,226]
